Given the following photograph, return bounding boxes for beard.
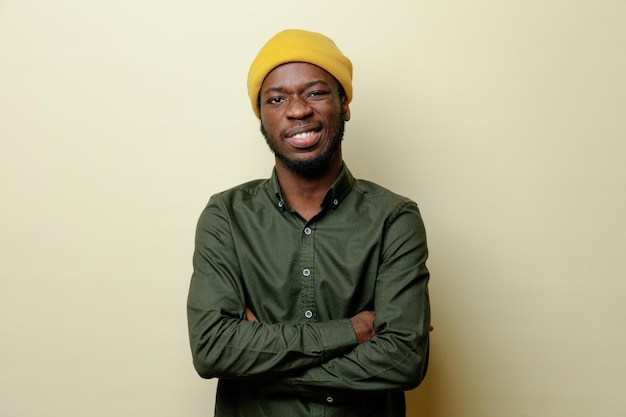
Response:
[261,111,346,178]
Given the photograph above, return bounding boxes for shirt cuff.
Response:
[316,319,358,360]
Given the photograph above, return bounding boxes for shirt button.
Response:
[302,268,310,277]
[326,396,334,403]
[333,198,339,206]
[278,201,284,208]
[304,310,313,319]
[304,227,312,235]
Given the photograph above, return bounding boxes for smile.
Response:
[286,130,320,148]
[291,131,315,140]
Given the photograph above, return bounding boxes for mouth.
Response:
[285,128,321,149]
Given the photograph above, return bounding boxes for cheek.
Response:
[260,107,279,124]
[260,116,281,138]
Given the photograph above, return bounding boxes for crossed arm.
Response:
[246,307,378,345]
[247,307,433,341]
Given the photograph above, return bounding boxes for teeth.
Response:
[291,131,315,139]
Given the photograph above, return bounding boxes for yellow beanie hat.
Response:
[247,29,353,118]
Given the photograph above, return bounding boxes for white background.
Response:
[1,1,625,416]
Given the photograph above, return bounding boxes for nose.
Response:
[286,98,312,119]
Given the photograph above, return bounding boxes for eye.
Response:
[308,90,329,99]
[267,97,285,105]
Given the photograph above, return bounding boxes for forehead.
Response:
[261,62,336,93]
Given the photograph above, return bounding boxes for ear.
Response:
[342,96,351,122]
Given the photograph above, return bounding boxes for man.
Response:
[187,29,430,417]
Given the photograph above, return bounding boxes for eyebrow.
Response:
[262,80,331,96]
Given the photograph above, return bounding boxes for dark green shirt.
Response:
[187,164,430,417]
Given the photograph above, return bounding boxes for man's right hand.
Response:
[349,310,375,344]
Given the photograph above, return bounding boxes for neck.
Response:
[275,157,343,221]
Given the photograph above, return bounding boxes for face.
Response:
[259,62,351,177]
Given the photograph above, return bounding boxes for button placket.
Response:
[300,222,315,323]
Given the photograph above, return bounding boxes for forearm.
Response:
[272,283,430,395]
[289,301,430,393]
[187,302,357,379]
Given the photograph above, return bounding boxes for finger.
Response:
[245,307,259,322]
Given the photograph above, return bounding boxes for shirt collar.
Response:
[271,162,355,212]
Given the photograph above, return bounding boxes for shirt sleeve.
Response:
[187,197,358,379]
[272,202,431,398]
